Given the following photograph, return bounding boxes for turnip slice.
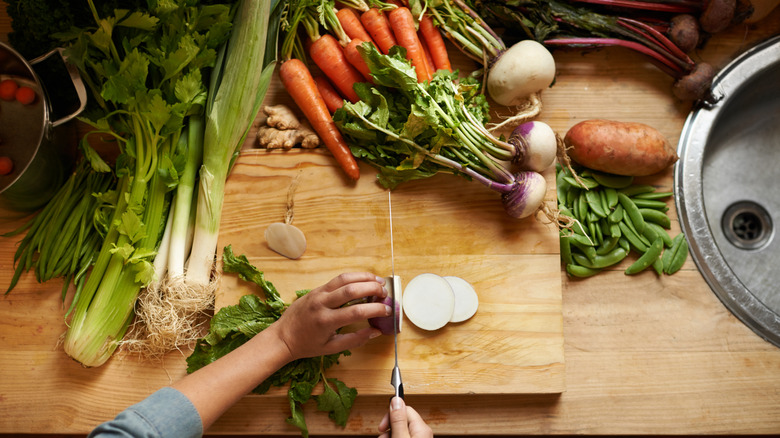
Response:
[402,273,455,331]
[264,222,306,259]
[443,276,479,323]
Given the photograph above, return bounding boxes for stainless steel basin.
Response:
[676,35,780,347]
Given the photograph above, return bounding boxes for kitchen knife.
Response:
[388,190,404,399]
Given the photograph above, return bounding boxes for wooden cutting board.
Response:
[215,146,564,395]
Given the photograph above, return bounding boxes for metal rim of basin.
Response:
[675,34,780,348]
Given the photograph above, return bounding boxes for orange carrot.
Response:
[418,29,436,76]
[419,14,452,72]
[361,8,397,54]
[388,7,432,82]
[309,34,365,103]
[344,38,374,83]
[313,75,345,114]
[337,8,375,46]
[279,59,360,181]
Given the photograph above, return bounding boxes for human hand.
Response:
[378,397,433,438]
[270,272,389,360]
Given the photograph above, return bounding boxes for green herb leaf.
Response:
[316,378,357,427]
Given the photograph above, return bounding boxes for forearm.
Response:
[172,324,293,430]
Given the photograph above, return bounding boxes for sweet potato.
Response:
[564,119,679,176]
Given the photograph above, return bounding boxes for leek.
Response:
[185,0,280,286]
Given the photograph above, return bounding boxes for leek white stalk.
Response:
[186,0,277,286]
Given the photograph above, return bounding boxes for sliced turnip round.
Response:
[264,222,307,259]
[402,273,455,331]
[443,276,479,323]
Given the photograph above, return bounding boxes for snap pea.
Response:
[609,223,621,239]
[618,221,648,253]
[618,192,646,234]
[569,231,595,247]
[635,191,673,200]
[619,184,656,196]
[652,257,664,276]
[560,234,574,266]
[604,188,618,209]
[564,175,599,189]
[571,239,598,261]
[577,191,589,221]
[599,190,610,216]
[622,216,651,247]
[608,204,623,224]
[632,198,669,210]
[618,236,630,252]
[645,222,673,247]
[556,167,571,203]
[585,190,607,217]
[591,171,634,188]
[573,247,628,269]
[625,238,664,275]
[639,208,672,229]
[663,233,689,274]
[567,264,601,278]
[596,234,620,255]
[566,186,578,207]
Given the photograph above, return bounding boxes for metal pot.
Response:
[0,42,87,218]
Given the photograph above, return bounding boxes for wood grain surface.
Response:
[2,2,780,436]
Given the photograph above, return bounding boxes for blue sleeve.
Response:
[88,386,203,438]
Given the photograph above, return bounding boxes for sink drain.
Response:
[722,201,773,250]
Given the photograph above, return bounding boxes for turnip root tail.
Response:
[487,93,543,132]
[555,133,586,188]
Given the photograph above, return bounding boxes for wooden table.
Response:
[2,3,780,436]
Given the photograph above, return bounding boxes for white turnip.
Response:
[265,222,307,259]
[502,171,548,219]
[402,273,455,331]
[368,276,403,335]
[487,40,556,108]
[508,121,558,173]
[443,276,479,323]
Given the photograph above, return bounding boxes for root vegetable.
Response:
[256,120,321,149]
[443,276,478,323]
[368,276,403,335]
[264,222,307,259]
[672,62,716,102]
[564,119,679,177]
[487,40,556,107]
[668,14,700,53]
[700,0,737,33]
[509,121,557,172]
[402,273,455,331]
[263,104,301,130]
[502,171,548,219]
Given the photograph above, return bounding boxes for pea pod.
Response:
[572,247,628,269]
[596,234,620,255]
[645,222,673,247]
[632,198,669,210]
[586,190,608,217]
[566,186,578,208]
[571,239,598,262]
[652,257,664,276]
[556,167,571,203]
[567,264,601,278]
[618,221,648,253]
[591,171,634,188]
[604,188,619,209]
[639,208,672,229]
[625,238,664,275]
[663,234,689,274]
[564,175,599,190]
[560,234,574,266]
[619,184,655,197]
[635,191,673,200]
[577,191,589,221]
[608,204,623,224]
[618,192,646,234]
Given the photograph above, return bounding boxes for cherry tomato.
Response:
[0,79,18,101]
[0,156,13,176]
[15,86,36,105]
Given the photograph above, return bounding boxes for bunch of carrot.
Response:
[277,0,453,181]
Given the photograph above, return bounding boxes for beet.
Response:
[673,62,717,102]
[668,14,701,53]
[700,0,737,33]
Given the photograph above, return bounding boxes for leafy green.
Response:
[186,245,356,437]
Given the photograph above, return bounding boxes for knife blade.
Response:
[388,190,404,399]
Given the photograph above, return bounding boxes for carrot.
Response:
[418,29,435,76]
[337,8,375,46]
[309,34,365,103]
[419,14,452,72]
[564,119,679,177]
[313,75,345,114]
[344,38,374,83]
[279,59,360,180]
[388,7,432,82]
[360,8,397,54]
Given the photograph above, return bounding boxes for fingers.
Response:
[388,397,411,438]
[322,327,382,355]
[319,273,387,308]
[406,406,433,437]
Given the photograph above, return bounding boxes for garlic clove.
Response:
[265,222,307,259]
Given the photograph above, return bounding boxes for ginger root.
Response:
[255,104,321,149]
